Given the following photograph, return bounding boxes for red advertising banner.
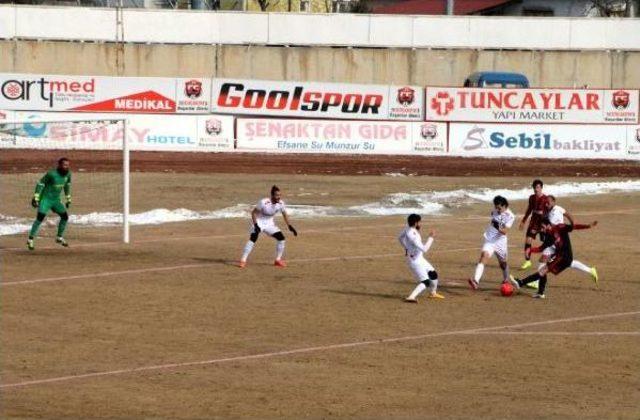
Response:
[425,87,639,124]
[0,73,211,114]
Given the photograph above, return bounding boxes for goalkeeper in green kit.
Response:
[27,158,72,250]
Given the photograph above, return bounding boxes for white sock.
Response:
[408,282,427,300]
[276,240,285,260]
[474,263,484,283]
[501,265,510,282]
[241,241,254,262]
[571,260,591,275]
[538,262,546,271]
[428,279,439,294]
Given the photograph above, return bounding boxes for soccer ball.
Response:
[500,282,514,297]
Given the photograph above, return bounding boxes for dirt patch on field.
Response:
[2,149,638,176]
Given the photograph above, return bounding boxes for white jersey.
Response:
[399,226,435,282]
[547,205,566,225]
[483,209,515,242]
[398,226,433,261]
[256,198,286,222]
[542,205,566,257]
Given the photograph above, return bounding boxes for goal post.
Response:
[0,117,130,244]
[122,118,130,243]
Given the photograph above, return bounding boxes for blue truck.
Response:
[463,72,530,88]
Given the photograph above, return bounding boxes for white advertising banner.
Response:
[0,111,234,152]
[212,79,424,121]
[236,118,447,155]
[627,126,640,158]
[0,73,211,114]
[426,87,639,124]
[449,123,631,159]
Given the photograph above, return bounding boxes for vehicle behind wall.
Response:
[464,72,530,88]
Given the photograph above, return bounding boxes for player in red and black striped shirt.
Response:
[518,179,549,270]
[509,219,598,299]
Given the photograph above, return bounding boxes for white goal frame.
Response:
[1,117,130,243]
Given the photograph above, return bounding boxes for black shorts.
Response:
[526,227,545,241]
[526,215,544,239]
[547,254,572,275]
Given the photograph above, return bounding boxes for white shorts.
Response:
[542,245,556,258]
[251,219,281,236]
[482,239,508,261]
[406,256,435,282]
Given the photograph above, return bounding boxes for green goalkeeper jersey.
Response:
[35,169,72,201]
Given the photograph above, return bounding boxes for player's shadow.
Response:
[323,289,402,301]
[190,257,238,266]
[436,285,467,296]
[442,278,523,296]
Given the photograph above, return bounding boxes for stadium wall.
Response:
[1,5,639,50]
[1,41,640,89]
[1,5,640,88]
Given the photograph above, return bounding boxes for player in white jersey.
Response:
[469,195,515,290]
[546,195,573,226]
[541,195,575,260]
[238,185,298,268]
[398,214,444,302]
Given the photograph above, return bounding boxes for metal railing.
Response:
[0,0,243,9]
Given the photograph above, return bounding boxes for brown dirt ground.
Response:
[1,158,639,418]
[1,149,639,176]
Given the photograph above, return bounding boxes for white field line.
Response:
[1,245,488,287]
[462,331,640,337]
[1,310,638,390]
[2,208,637,252]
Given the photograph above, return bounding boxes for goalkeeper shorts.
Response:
[38,199,67,215]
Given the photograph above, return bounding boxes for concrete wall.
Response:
[2,5,640,50]
[1,41,639,88]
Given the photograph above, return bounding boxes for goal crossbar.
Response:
[1,118,127,125]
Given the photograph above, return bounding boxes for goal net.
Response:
[0,117,130,245]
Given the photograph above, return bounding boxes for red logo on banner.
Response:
[612,90,630,110]
[71,91,176,113]
[397,87,415,106]
[430,91,455,116]
[1,81,23,100]
[185,80,202,99]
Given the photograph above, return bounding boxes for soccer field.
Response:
[1,173,639,418]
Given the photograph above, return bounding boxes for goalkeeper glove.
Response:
[31,194,40,208]
[253,223,261,233]
[288,224,298,236]
[491,220,500,230]
[65,195,71,209]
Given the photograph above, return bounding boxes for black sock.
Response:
[524,244,532,260]
[538,275,548,295]
[518,272,540,287]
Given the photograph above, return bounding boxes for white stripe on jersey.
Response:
[483,208,515,242]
